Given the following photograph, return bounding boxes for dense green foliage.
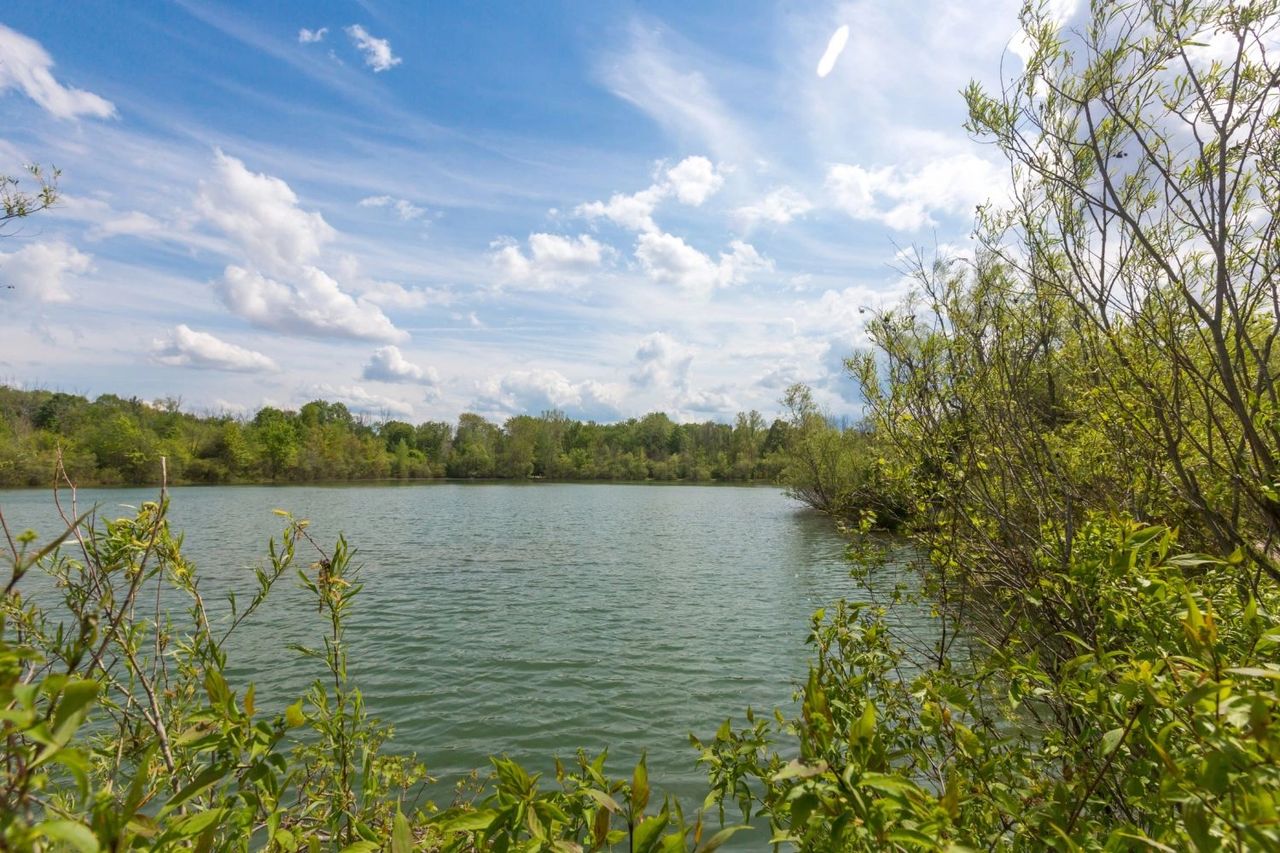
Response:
[0,388,790,486]
[774,383,908,528]
[697,0,1280,848]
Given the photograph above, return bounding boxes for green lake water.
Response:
[0,482,927,812]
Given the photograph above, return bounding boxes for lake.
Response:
[0,482,922,811]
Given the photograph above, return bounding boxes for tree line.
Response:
[0,386,801,487]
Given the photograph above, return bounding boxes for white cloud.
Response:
[359,194,426,221]
[362,345,439,385]
[816,25,850,78]
[197,151,405,342]
[89,210,168,240]
[492,233,608,289]
[628,332,739,417]
[678,386,738,414]
[576,185,667,233]
[575,155,724,233]
[346,24,401,72]
[477,369,623,420]
[0,24,115,119]
[219,264,405,342]
[600,26,754,164]
[306,383,415,418]
[0,241,92,303]
[826,153,1006,230]
[718,240,772,284]
[1009,0,1079,64]
[632,332,694,389]
[197,150,335,273]
[151,324,279,372]
[757,362,805,390]
[635,232,771,296]
[664,155,723,206]
[734,186,813,226]
[298,27,328,44]
[356,281,451,310]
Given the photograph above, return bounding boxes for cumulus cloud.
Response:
[151,324,279,373]
[756,362,806,390]
[816,25,851,78]
[306,383,415,418]
[492,233,608,289]
[197,150,334,272]
[0,24,115,119]
[575,185,667,233]
[678,386,739,414]
[575,155,726,233]
[197,151,405,342]
[826,153,1006,230]
[477,369,623,420]
[218,265,404,342]
[298,27,328,44]
[362,345,439,385]
[664,155,723,206]
[631,332,694,389]
[635,232,771,296]
[629,332,739,416]
[735,186,813,227]
[0,241,92,303]
[346,25,401,72]
[574,157,746,295]
[358,195,426,221]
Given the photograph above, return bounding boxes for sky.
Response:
[0,0,1035,424]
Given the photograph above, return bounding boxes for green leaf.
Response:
[631,753,650,816]
[161,763,231,815]
[851,700,877,742]
[52,679,99,733]
[36,820,99,853]
[1227,666,1280,680]
[583,788,622,813]
[337,843,379,853]
[860,772,916,795]
[391,810,412,853]
[169,809,225,839]
[888,827,941,847]
[434,809,498,833]
[1100,728,1125,755]
[695,825,751,852]
[632,813,668,853]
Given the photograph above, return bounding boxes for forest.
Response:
[0,386,795,486]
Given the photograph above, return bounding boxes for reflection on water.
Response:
[0,482,931,808]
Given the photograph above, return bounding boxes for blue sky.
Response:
[0,0,1031,423]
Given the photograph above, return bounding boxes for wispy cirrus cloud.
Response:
[0,24,115,119]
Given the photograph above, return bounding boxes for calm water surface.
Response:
[0,482,925,809]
